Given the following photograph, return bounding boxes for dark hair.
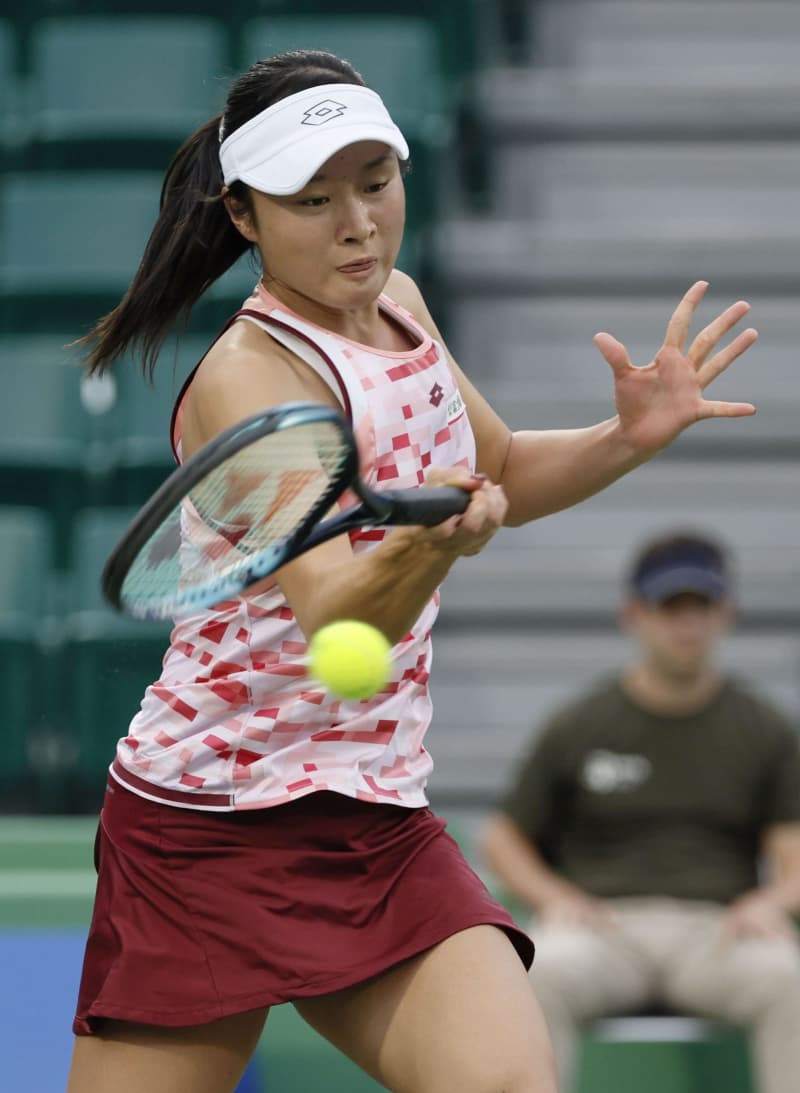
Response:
[81,50,366,378]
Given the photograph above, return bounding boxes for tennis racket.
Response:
[102,402,470,620]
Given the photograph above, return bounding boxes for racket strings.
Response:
[121,421,348,614]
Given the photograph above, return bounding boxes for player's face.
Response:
[230,141,405,320]
[624,592,734,679]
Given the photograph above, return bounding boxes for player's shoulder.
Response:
[180,318,319,449]
[191,318,292,392]
[385,268,430,323]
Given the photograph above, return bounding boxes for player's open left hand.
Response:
[593,280,757,456]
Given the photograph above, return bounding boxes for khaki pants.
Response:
[528,898,800,1093]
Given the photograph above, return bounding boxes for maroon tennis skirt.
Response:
[73,780,534,1034]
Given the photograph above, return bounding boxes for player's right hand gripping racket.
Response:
[102,402,471,620]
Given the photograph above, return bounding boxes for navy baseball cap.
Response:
[628,533,732,604]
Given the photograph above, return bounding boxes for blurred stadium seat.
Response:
[104,336,204,503]
[441,459,800,621]
[242,0,483,90]
[64,506,171,783]
[495,142,800,229]
[0,169,162,330]
[436,0,800,294]
[32,0,237,15]
[0,507,52,780]
[0,19,21,154]
[576,1016,754,1093]
[0,334,104,565]
[26,16,231,169]
[532,0,800,72]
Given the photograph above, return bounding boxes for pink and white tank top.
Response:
[110,282,476,811]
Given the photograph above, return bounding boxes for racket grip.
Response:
[387,487,471,527]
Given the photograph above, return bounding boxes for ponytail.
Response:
[80,115,254,378]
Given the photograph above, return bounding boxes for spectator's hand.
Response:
[538,888,618,931]
[593,280,757,456]
[720,889,796,944]
[419,466,508,558]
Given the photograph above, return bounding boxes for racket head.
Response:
[102,402,358,620]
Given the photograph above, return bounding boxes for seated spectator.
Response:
[480,530,800,1093]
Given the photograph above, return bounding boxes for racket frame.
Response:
[101,402,357,615]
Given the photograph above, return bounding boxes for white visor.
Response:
[219,83,409,195]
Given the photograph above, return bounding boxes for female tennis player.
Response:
[68,49,758,1093]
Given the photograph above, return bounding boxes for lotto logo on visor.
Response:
[302,99,347,126]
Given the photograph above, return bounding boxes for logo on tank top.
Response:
[302,100,347,126]
[581,749,652,794]
[446,390,465,425]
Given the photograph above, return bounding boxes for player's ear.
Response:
[223,187,258,244]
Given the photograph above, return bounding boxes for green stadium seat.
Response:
[577,1016,755,1093]
[34,0,237,15]
[0,169,162,330]
[0,335,114,565]
[107,336,204,504]
[26,16,231,169]
[0,18,11,66]
[242,0,483,90]
[64,506,171,783]
[0,506,53,780]
[0,20,21,157]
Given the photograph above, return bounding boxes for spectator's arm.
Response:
[479,812,605,924]
[761,822,800,916]
[722,823,800,942]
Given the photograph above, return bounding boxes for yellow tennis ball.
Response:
[309,620,391,700]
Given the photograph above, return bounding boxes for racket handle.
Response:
[385,486,471,527]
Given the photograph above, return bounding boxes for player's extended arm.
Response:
[392,273,757,527]
[465,282,757,525]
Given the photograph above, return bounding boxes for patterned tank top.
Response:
[110,282,476,811]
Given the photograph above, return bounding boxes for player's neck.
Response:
[621,662,724,717]
[260,277,414,351]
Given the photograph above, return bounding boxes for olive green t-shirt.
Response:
[501,677,800,903]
